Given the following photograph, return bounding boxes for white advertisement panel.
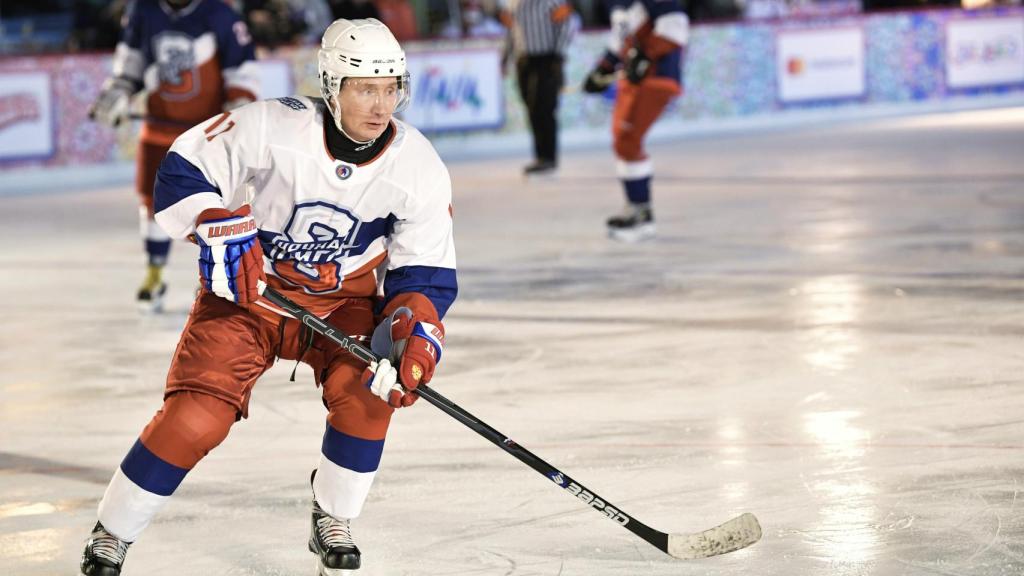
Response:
[946,17,1024,89]
[401,48,504,132]
[777,27,865,103]
[0,72,54,161]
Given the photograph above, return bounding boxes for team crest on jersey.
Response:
[264,201,362,294]
[335,164,354,180]
[153,32,199,100]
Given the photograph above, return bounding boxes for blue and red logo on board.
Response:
[414,67,483,111]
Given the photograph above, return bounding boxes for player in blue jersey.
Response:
[80,19,457,576]
[89,0,258,312]
[582,0,689,242]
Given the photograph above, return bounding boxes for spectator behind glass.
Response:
[243,0,308,48]
[329,0,381,20]
[70,0,126,51]
[289,0,334,43]
[441,0,505,38]
[375,0,418,40]
[464,0,505,36]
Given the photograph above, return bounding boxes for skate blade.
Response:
[522,168,559,179]
[315,556,358,576]
[136,298,165,314]
[136,283,167,314]
[608,223,656,243]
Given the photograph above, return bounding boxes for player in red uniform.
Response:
[89,0,258,311]
[582,0,689,242]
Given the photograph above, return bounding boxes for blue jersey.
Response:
[112,0,258,144]
[604,0,689,84]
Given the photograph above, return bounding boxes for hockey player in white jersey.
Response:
[80,19,456,576]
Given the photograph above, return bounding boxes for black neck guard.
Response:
[324,116,395,166]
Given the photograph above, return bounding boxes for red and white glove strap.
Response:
[399,322,444,388]
[412,322,444,362]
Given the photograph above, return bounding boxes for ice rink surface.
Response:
[2,107,1024,575]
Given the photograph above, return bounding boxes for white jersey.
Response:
[154,96,457,320]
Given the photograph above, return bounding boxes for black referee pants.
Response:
[516,53,564,165]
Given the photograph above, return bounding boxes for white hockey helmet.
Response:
[317,18,410,129]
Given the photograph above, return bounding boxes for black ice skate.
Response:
[523,160,557,177]
[309,499,361,574]
[80,521,130,576]
[607,203,655,242]
[136,264,167,313]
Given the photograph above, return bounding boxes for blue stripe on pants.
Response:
[119,439,189,497]
[322,424,385,473]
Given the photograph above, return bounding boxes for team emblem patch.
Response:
[335,164,353,180]
[275,97,307,110]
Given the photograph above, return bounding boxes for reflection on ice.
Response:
[803,410,870,460]
[795,275,864,373]
[0,501,61,519]
[717,416,747,461]
[804,410,879,569]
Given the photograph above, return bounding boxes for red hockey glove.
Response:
[397,317,444,388]
[363,308,445,408]
[194,206,266,304]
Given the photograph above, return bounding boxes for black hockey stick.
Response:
[262,286,762,559]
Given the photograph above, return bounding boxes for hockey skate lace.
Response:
[317,515,355,548]
[91,530,129,564]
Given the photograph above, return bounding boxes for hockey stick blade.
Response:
[667,512,762,559]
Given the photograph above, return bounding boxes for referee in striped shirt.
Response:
[505,0,577,175]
